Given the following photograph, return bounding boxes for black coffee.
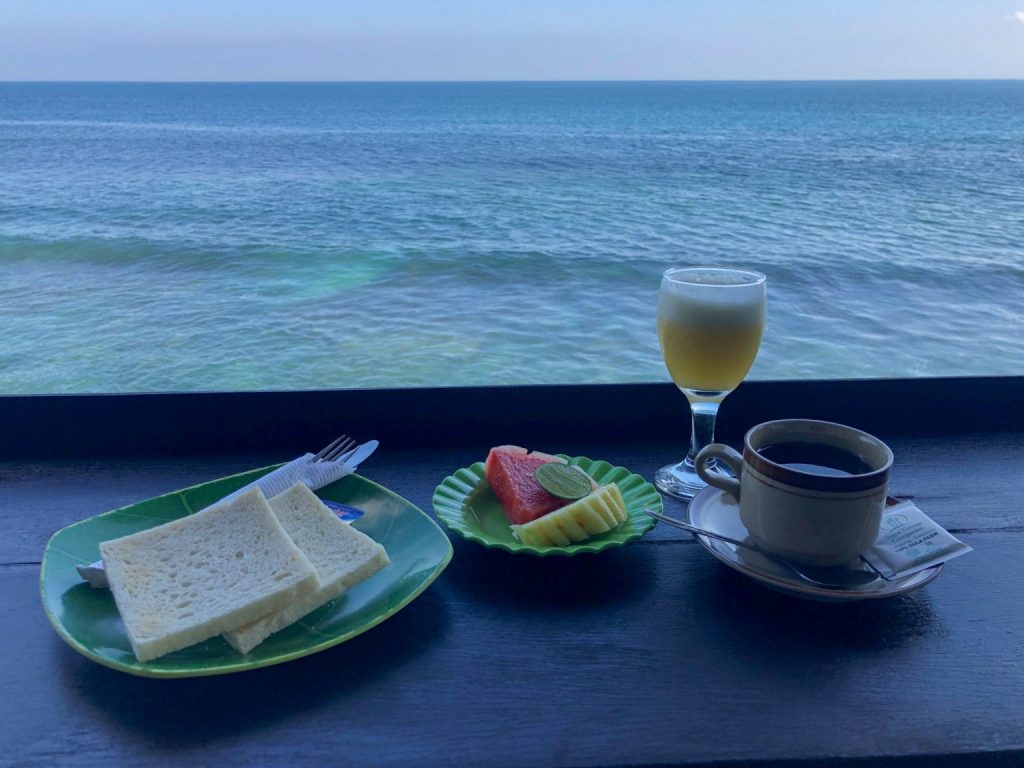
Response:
[757,441,874,477]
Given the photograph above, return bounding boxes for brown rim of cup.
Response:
[742,420,893,493]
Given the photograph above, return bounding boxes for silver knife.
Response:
[344,439,378,472]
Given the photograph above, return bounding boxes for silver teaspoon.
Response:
[643,508,878,590]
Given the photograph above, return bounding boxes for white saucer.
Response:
[686,485,944,602]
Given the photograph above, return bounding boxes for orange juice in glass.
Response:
[655,267,766,500]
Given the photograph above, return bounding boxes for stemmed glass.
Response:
[654,267,767,501]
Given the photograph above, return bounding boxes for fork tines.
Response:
[314,435,357,462]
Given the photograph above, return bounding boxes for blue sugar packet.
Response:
[322,499,365,522]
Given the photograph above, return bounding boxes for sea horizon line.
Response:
[1,77,1022,85]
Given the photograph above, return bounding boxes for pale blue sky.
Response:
[2,0,1022,81]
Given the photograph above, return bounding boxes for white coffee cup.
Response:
[695,419,893,567]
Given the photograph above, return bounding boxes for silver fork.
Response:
[313,435,358,463]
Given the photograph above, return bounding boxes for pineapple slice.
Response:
[511,483,628,546]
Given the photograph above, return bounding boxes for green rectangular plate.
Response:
[40,467,453,678]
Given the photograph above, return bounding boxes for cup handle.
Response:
[695,444,743,501]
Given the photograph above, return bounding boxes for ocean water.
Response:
[1,81,1022,394]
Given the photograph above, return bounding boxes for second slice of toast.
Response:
[222,483,390,654]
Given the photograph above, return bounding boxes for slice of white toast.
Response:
[100,487,319,663]
[222,483,390,654]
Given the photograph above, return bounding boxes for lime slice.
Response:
[535,463,591,500]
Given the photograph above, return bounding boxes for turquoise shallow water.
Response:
[1,81,1022,394]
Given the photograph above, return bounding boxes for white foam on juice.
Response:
[658,274,766,329]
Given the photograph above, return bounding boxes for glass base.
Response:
[655,456,730,502]
[654,459,708,502]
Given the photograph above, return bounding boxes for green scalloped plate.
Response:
[41,467,453,678]
[433,455,661,556]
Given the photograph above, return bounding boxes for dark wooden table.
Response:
[2,380,1022,767]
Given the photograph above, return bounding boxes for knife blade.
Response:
[344,439,379,472]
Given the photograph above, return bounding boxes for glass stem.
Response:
[685,399,720,468]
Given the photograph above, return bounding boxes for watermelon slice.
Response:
[484,445,595,525]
